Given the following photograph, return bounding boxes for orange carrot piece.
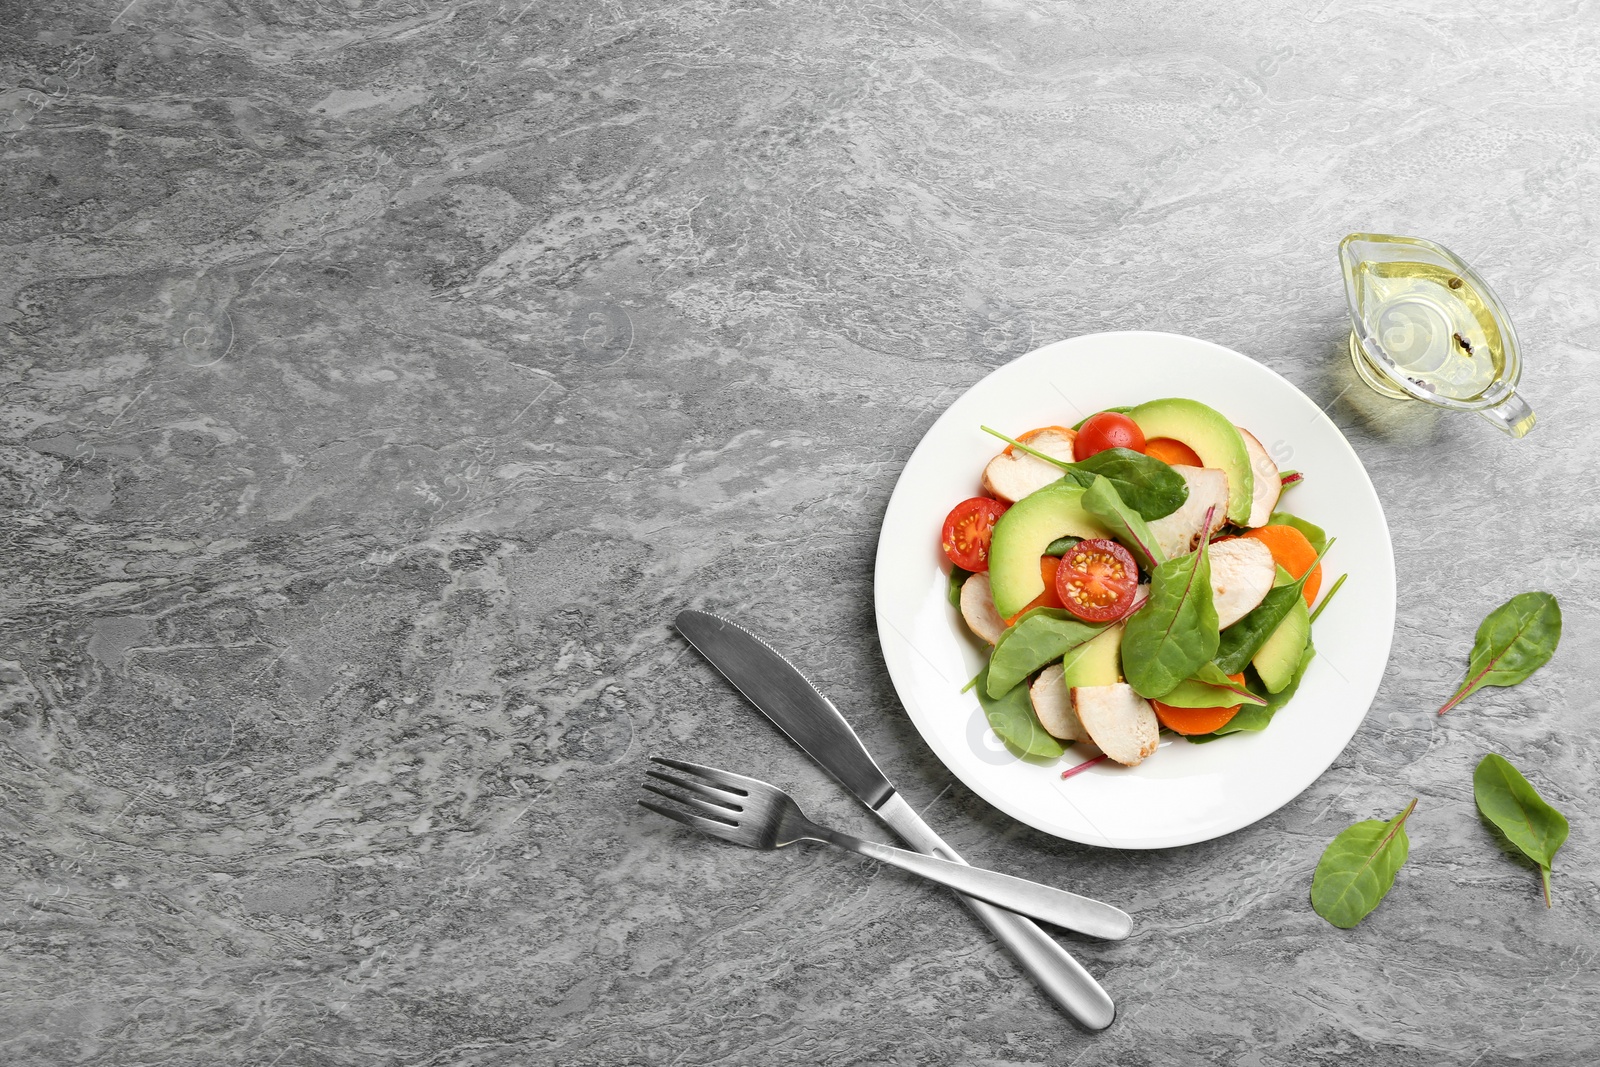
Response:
[1153,673,1247,735]
[1241,525,1322,606]
[1144,437,1202,467]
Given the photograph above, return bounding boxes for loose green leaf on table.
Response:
[1473,753,1570,906]
[986,608,1104,698]
[975,662,1065,758]
[947,566,973,607]
[980,427,1188,520]
[1438,592,1562,715]
[1214,539,1335,675]
[1121,515,1219,699]
[1310,798,1418,929]
[1080,475,1165,569]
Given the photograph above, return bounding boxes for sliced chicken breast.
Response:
[959,571,1008,645]
[981,428,1076,504]
[1030,663,1090,742]
[1208,537,1276,628]
[1147,466,1230,559]
[1072,683,1160,767]
[1238,428,1282,528]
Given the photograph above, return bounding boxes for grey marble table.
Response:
[4,1,1598,1064]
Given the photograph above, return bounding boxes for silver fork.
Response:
[640,756,1132,941]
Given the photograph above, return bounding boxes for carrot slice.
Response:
[1002,425,1076,457]
[1153,673,1246,735]
[1006,556,1065,623]
[1240,524,1322,607]
[1144,437,1201,467]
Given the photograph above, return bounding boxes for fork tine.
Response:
[641,783,741,824]
[645,769,744,808]
[649,755,758,795]
[638,799,740,839]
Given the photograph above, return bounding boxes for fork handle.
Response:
[871,792,1117,1030]
[805,823,1132,942]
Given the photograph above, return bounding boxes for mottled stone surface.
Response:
[3,0,1598,1063]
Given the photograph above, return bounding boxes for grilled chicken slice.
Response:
[981,428,1076,504]
[959,571,1008,645]
[1030,663,1090,742]
[1208,537,1276,628]
[1238,428,1282,528]
[1148,466,1230,559]
[1072,683,1160,766]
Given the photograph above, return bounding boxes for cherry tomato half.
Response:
[941,496,1009,572]
[1073,412,1146,461]
[1054,538,1139,622]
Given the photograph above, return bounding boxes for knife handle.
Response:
[873,792,1116,1030]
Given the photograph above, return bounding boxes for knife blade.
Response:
[674,609,1118,1030]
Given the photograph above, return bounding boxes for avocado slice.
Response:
[1126,398,1254,525]
[1062,622,1124,689]
[987,480,1110,617]
[1252,596,1312,693]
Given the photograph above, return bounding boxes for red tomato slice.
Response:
[940,497,1009,572]
[1053,538,1139,622]
[1073,412,1146,461]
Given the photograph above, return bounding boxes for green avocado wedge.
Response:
[1126,398,1253,525]
[987,481,1111,618]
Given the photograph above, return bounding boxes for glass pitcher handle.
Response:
[1477,391,1537,438]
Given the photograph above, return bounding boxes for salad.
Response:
[940,399,1344,770]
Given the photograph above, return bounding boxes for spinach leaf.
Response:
[1080,475,1165,569]
[1044,535,1082,557]
[980,427,1187,520]
[1473,753,1570,906]
[986,608,1104,698]
[1310,798,1417,929]
[947,566,973,608]
[1121,523,1219,699]
[1154,676,1267,708]
[1067,448,1188,520]
[1190,641,1316,741]
[1214,539,1335,675]
[975,662,1065,758]
[1438,592,1562,715]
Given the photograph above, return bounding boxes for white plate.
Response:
[873,331,1395,849]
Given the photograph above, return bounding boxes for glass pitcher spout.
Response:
[1339,233,1536,437]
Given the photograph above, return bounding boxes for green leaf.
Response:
[975,662,1065,758]
[1310,798,1417,929]
[1214,539,1335,675]
[1153,676,1267,708]
[1066,448,1189,520]
[1080,475,1165,569]
[1473,753,1570,906]
[1071,406,1133,430]
[1043,536,1082,557]
[947,566,973,608]
[1186,641,1316,742]
[1438,592,1562,715]
[980,428,1187,520]
[1121,523,1220,699]
[986,608,1104,698]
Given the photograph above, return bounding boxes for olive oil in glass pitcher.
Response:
[1340,233,1536,437]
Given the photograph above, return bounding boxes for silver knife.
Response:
[674,609,1120,1030]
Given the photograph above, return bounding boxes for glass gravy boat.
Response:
[1340,233,1536,437]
